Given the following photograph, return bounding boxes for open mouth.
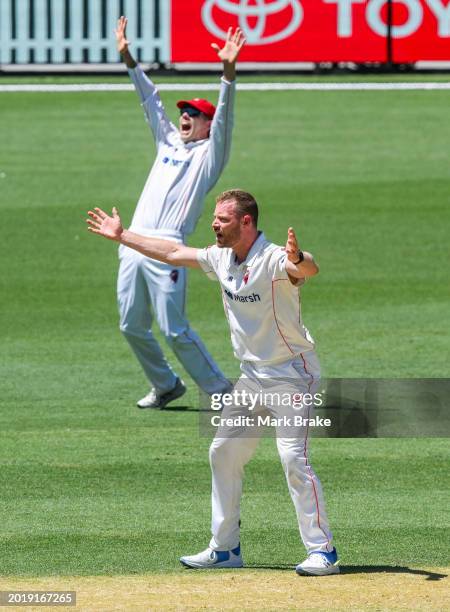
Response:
[180,120,192,134]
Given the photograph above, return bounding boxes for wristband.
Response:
[293,251,304,265]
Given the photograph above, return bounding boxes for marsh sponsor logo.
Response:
[224,289,261,303]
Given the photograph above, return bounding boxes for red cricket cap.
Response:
[176,97,216,119]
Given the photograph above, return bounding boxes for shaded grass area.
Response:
[0,85,449,576]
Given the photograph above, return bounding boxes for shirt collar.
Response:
[173,132,209,148]
[185,137,209,149]
[229,232,267,269]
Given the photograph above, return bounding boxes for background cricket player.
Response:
[87,189,339,576]
[114,17,246,408]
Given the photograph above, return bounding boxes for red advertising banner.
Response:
[170,0,450,63]
[391,0,450,62]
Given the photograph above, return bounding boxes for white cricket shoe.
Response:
[296,548,340,576]
[180,545,243,569]
[137,378,186,409]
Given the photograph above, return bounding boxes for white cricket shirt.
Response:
[126,66,235,238]
[197,233,315,364]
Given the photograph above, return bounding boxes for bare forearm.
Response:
[120,230,179,263]
[223,63,236,82]
[120,230,199,268]
[287,251,319,279]
[298,252,319,277]
[295,251,319,277]
[121,49,137,69]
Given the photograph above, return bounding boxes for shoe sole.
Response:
[180,559,243,569]
[137,384,186,409]
[296,565,340,576]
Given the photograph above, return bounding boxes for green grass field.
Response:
[0,77,449,583]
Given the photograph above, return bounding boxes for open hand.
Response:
[87,207,123,241]
[115,15,130,55]
[211,27,246,65]
[285,227,301,263]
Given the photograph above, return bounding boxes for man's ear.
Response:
[242,214,252,226]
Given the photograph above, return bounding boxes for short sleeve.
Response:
[268,247,289,280]
[197,246,220,282]
[268,247,305,286]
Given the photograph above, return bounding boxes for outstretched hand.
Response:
[211,27,246,68]
[285,227,301,263]
[115,15,130,55]
[87,207,123,241]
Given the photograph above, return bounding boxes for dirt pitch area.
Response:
[0,568,448,611]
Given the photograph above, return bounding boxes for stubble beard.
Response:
[216,226,241,249]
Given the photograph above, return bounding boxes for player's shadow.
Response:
[248,565,447,581]
[340,566,447,581]
[159,405,202,412]
[159,406,230,412]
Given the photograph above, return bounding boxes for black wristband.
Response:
[293,251,304,265]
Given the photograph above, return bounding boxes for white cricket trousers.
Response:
[209,351,334,555]
[117,248,229,395]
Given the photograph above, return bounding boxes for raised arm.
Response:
[285,227,319,281]
[212,27,246,82]
[116,16,173,143]
[87,207,201,269]
[115,16,137,69]
[204,28,246,185]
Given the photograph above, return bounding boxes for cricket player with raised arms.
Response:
[115,17,246,408]
[87,189,339,576]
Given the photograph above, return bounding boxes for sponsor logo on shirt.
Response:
[224,289,261,303]
[162,156,191,167]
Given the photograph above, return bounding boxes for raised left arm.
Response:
[211,27,246,82]
[204,28,246,184]
[285,227,319,281]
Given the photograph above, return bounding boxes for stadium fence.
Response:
[0,0,169,66]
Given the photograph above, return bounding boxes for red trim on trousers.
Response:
[301,352,331,552]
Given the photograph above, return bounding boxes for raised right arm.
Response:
[115,16,174,143]
[87,207,201,269]
[115,15,137,68]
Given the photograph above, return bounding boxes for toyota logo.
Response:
[202,0,303,45]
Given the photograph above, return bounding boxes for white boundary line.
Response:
[0,82,450,93]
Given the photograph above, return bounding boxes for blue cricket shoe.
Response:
[180,544,243,569]
[296,547,340,576]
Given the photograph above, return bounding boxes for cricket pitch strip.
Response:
[0,567,447,611]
